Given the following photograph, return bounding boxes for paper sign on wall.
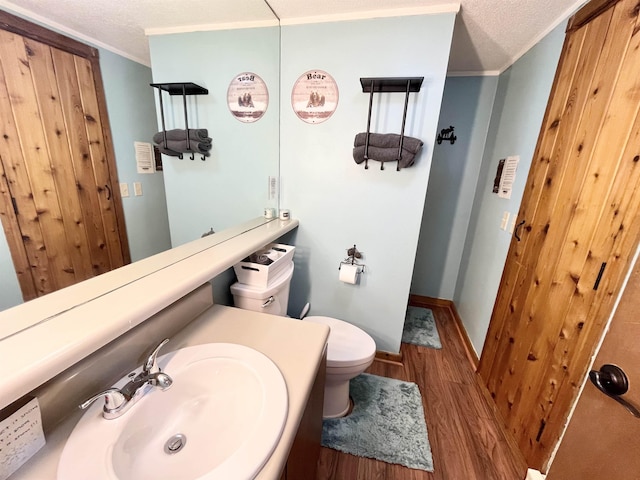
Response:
[495,155,519,199]
[135,141,155,174]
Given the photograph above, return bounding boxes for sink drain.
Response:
[164,434,187,454]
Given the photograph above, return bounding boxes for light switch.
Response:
[268,176,278,200]
[133,182,143,196]
[120,183,129,198]
[500,211,510,230]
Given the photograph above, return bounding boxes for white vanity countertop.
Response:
[10,305,330,480]
[0,217,298,409]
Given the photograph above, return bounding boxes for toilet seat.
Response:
[304,316,376,368]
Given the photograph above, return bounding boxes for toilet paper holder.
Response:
[339,245,366,273]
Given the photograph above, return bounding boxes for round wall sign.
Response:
[291,69,339,124]
[227,72,269,123]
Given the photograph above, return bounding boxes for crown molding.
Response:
[279,3,460,26]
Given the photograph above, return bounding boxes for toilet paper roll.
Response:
[339,264,359,284]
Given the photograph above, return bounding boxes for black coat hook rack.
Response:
[359,77,423,171]
[151,82,209,161]
[437,125,457,145]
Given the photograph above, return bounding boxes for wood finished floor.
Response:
[316,302,528,480]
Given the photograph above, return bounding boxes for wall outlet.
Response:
[120,183,129,198]
[500,211,510,230]
[133,182,143,196]
[509,216,517,234]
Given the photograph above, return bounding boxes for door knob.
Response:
[589,364,640,418]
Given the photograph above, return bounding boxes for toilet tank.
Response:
[230,262,294,316]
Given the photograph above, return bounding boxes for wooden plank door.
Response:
[478,0,640,470]
[545,257,640,479]
[0,14,129,301]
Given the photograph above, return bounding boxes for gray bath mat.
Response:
[402,306,442,349]
[321,373,433,472]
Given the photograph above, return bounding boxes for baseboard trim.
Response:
[408,294,479,369]
[408,294,450,308]
[448,301,480,370]
[375,350,403,366]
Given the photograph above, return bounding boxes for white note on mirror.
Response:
[0,398,45,480]
[339,264,360,284]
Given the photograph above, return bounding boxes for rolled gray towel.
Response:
[354,132,423,154]
[352,145,418,169]
[153,129,210,144]
[157,139,212,153]
[246,253,273,265]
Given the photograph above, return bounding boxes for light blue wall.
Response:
[0,230,21,310]
[148,28,280,247]
[411,76,499,299]
[280,14,455,353]
[0,8,171,308]
[99,49,172,262]
[454,22,567,354]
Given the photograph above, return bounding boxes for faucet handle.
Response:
[79,388,126,411]
[143,338,170,374]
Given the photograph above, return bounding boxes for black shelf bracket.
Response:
[359,77,423,171]
[359,77,423,93]
[150,82,209,96]
[151,82,208,161]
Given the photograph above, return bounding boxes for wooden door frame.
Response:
[0,9,131,290]
[567,0,622,31]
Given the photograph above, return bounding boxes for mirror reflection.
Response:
[0,1,280,326]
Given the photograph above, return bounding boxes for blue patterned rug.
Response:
[402,306,442,349]
[321,373,433,472]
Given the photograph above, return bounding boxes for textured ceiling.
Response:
[0,0,587,73]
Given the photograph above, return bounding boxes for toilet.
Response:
[230,261,376,418]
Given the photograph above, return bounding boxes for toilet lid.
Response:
[304,316,376,367]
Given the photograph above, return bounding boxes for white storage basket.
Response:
[233,243,295,287]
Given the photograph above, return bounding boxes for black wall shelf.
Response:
[150,82,208,96]
[151,82,209,160]
[360,77,423,93]
[358,76,424,171]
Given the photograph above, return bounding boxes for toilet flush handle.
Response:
[262,296,275,308]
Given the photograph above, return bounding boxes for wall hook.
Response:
[437,125,457,145]
[189,153,195,160]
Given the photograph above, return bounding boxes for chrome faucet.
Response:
[80,338,173,419]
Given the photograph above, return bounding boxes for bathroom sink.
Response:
[57,343,288,480]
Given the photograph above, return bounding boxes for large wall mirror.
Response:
[0,0,280,337]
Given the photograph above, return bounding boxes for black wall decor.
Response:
[437,125,457,145]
